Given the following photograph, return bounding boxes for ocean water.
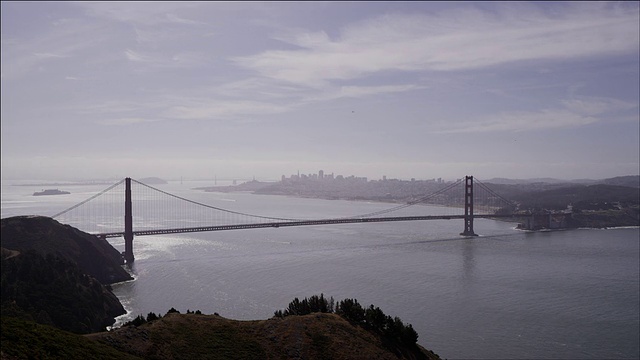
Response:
[2,180,638,359]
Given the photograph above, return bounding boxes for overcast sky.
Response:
[1,1,639,181]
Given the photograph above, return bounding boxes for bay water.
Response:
[2,180,638,359]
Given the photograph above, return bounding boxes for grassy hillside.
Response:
[2,311,439,360]
[1,316,141,360]
[86,312,439,360]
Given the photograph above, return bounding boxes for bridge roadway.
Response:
[97,214,519,238]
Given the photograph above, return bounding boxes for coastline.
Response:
[195,188,639,230]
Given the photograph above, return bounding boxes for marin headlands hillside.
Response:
[1,216,133,284]
[1,217,130,334]
[84,299,439,360]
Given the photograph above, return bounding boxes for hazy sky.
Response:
[2,1,639,181]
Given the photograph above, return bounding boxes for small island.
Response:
[33,189,70,196]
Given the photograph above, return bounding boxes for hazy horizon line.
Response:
[2,173,638,185]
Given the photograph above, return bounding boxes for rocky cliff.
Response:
[1,216,131,333]
[1,216,132,284]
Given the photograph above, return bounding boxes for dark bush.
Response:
[282,294,333,316]
[146,312,160,322]
[125,315,146,327]
[335,298,365,324]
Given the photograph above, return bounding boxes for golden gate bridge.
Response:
[51,176,518,264]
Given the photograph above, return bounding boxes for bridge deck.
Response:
[97,214,519,238]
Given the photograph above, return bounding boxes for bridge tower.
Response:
[460,175,478,236]
[123,177,135,264]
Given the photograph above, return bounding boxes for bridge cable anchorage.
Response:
[342,178,465,219]
[51,179,125,218]
[129,178,302,222]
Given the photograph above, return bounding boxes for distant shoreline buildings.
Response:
[280,170,444,184]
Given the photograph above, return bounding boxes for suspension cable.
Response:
[52,179,125,218]
[132,177,467,222]
[345,178,465,218]
[131,179,302,222]
[473,178,518,208]
[53,176,473,228]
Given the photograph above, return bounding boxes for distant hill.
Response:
[484,177,570,185]
[511,184,640,210]
[196,179,274,193]
[484,175,640,188]
[138,177,168,185]
[598,175,640,188]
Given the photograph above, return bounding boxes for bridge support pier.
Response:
[123,177,135,264]
[460,175,478,237]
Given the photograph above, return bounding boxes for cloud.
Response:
[305,84,427,102]
[1,16,116,79]
[71,100,149,115]
[433,109,599,134]
[165,81,426,120]
[212,78,306,100]
[234,3,639,86]
[124,49,150,63]
[338,85,423,98]
[79,2,203,26]
[66,92,293,125]
[163,100,290,120]
[132,25,205,47]
[124,49,205,68]
[165,13,205,26]
[561,97,638,116]
[97,117,160,125]
[33,52,67,59]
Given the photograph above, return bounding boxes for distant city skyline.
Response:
[2,2,638,181]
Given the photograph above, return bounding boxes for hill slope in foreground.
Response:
[85,312,440,360]
[2,311,440,360]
